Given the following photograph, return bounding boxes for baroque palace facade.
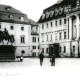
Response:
[38,0,80,57]
[0,4,32,59]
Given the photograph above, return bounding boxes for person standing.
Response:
[51,54,55,66]
[39,52,44,66]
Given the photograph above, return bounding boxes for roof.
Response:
[38,0,78,23]
[0,4,30,24]
[29,19,38,26]
[0,4,25,15]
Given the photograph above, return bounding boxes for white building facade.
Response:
[38,0,80,57]
[0,4,31,59]
[30,24,39,57]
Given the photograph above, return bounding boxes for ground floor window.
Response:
[59,47,61,53]
[73,46,75,53]
[64,46,66,53]
[46,48,48,53]
[42,48,44,53]
[32,52,36,57]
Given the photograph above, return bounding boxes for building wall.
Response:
[0,22,31,57]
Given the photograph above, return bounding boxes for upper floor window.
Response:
[73,46,75,53]
[55,21,57,26]
[42,34,44,42]
[51,22,53,27]
[64,18,66,24]
[38,37,39,42]
[21,36,25,43]
[47,23,48,28]
[32,37,36,43]
[0,25,1,29]
[42,24,44,29]
[50,34,52,41]
[38,46,39,49]
[64,32,66,39]
[46,35,48,41]
[55,33,57,40]
[21,27,24,31]
[59,32,62,40]
[32,46,36,49]
[10,26,14,30]
[59,20,62,25]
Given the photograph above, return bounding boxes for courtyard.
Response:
[0,58,80,80]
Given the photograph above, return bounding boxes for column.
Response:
[76,14,79,40]
[69,16,72,40]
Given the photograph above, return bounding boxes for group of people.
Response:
[39,52,55,66]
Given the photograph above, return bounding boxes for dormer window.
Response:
[5,6,11,11]
[64,6,68,13]
[50,11,54,17]
[55,9,59,16]
[46,12,49,18]
[42,13,45,20]
[20,16,24,21]
[9,15,13,20]
[59,7,63,15]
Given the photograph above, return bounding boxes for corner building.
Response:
[0,4,31,59]
[38,0,80,57]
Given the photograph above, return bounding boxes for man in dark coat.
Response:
[39,52,44,66]
[51,54,55,66]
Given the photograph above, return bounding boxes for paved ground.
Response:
[0,58,80,80]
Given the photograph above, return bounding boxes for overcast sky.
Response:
[0,0,57,22]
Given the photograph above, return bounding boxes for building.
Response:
[29,20,39,57]
[0,4,31,59]
[38,0,80,57]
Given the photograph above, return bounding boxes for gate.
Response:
[49,43,59,58]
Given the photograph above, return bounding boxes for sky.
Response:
[0,0,57,22]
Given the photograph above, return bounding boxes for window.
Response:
[9,15,13,20]
[64,32,66,39]
[21,27,24,31]
[10,26,14,30]
[42,48,44,53]
[59,32,62,40]
[55,33,57,40]
[0,25,1,29]
[47,23,48,28]
[42,24,44,29]
[64,18,66,24]
[20,16,24,21]
[64,46,66,53]
[42,34,44,42]
[38,37,39,42]
[50,34,52,41]
[46,48,48,53]
[38,46,39,49]
[21,36,25,43]
[32,46,36,49]
[55,21,57,26]
[73,46,75,53]
[59,20,62,25]
[51,22,53,27]
[46,35,48,41]
[32,37,36,42]
[59,47,61,53]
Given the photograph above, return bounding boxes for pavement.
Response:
[0,58,80,80]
